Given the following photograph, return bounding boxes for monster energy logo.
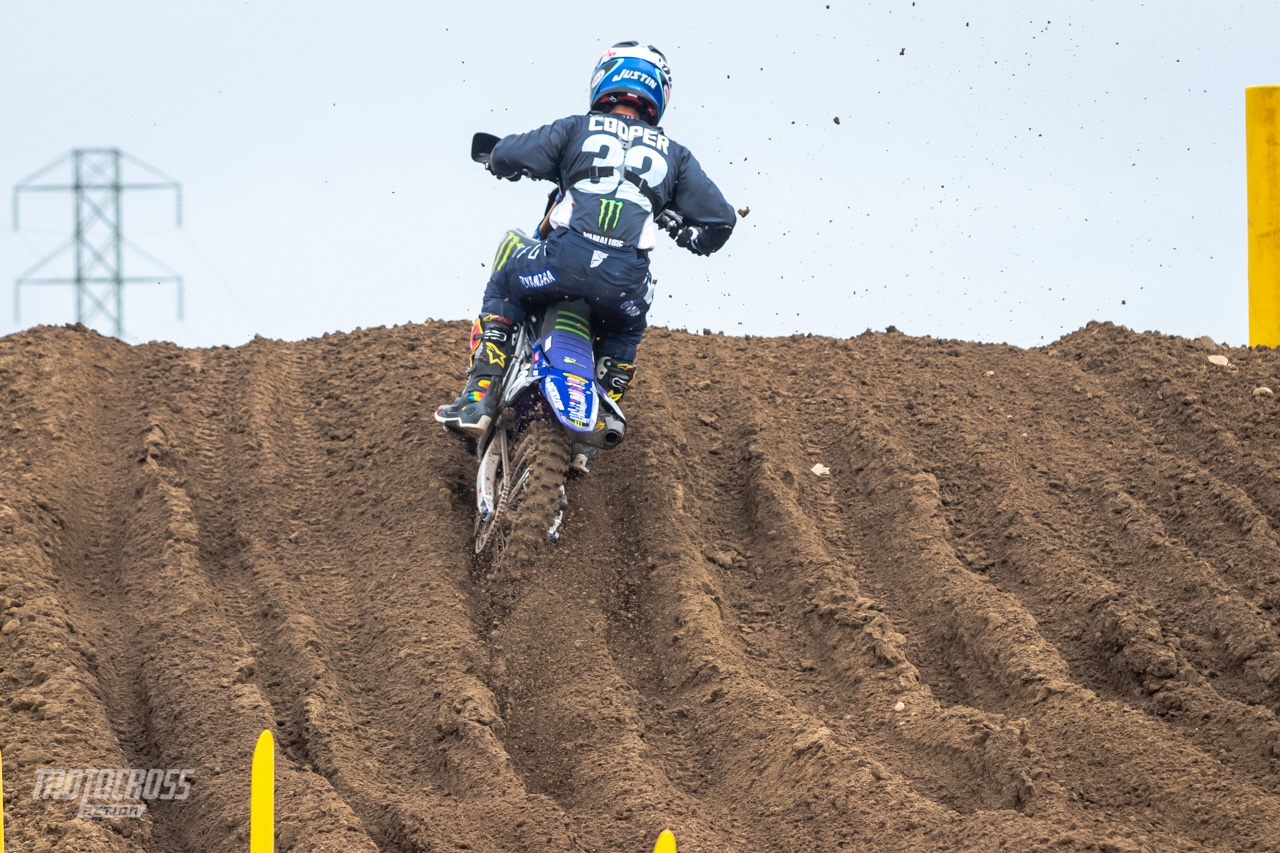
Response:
[493,231,526,272]
[554,310,591,341]
[597,198,625,231]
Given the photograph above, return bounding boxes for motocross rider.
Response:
[435,40,737,473]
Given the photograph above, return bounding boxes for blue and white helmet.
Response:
[589,41,672,127]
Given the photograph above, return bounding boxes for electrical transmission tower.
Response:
[13,148,184,339]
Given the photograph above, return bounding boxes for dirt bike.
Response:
[464,132,684,560]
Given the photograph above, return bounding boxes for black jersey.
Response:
[489,113,736,252]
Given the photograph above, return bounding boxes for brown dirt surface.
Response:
[2,319,1280,852]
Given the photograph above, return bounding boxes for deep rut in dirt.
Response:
[2,320,1280,852]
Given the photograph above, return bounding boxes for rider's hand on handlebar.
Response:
[486,161,522,181]
[675,225,704,254]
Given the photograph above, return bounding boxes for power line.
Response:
[12,148,183,338]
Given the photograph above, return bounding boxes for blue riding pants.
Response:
[480,228,653,362]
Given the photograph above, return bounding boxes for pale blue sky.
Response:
[1,1,1275,348]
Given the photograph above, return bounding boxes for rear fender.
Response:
[533,300,601,433]
[541,373,599,433]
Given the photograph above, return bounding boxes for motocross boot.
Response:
[435,314,515,437]
[596,356,636,404]
[570,357,637,475]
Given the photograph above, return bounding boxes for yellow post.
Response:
[250,731,274,853]
[652,829,676,853]
[1248,86,1280,346]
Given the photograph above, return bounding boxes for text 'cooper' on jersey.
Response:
[489,113,737,251]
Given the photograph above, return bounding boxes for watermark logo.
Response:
[598,198,624,231]
[33,768,194,818]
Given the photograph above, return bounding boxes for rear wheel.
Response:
[474,419,570,563]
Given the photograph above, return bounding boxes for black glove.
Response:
[486,161,522,181]
[675,225,705,255]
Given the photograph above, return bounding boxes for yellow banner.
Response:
[1248,86,1280,346]
[251,731,274,853]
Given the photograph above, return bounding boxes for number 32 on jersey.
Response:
[575,131,669,213]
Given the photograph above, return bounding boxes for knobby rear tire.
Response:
[476,419,570,564]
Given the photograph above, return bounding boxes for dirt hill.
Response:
[2,320,1279,852]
